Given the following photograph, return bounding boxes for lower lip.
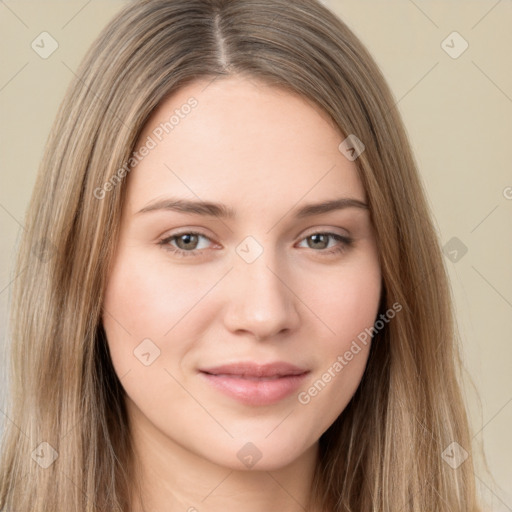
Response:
[199,371,309,406]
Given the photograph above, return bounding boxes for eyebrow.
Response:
[136,197,369,218]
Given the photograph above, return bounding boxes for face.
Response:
[102,75,382,472]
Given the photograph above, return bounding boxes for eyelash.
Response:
[158,231,353,258]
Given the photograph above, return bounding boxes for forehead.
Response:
[124,75,366,215]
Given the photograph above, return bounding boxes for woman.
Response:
[0,0,483,510]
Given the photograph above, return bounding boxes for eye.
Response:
[296,232,353,256]
[159,231,213,257]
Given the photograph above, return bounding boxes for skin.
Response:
[102,75,382,512]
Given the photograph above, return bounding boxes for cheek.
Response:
[295,341,370,444]
[292,254,381,425]
[302,254,382,344]
[101,247,207,383]
[101,249,212,421]
[103,248,209,341]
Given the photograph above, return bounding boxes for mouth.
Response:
[198,361,310,406]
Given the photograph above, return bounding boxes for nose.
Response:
[222,249,301,341]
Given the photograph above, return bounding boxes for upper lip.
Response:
[199,361,309,378]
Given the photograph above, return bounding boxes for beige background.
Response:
[0,1,510,510]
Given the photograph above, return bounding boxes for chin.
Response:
[207,436,317,472]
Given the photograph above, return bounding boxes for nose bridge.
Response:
[223,236,299,339]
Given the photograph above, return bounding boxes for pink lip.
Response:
[199,362,310,406]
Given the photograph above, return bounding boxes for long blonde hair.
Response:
[0,0,484,510]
